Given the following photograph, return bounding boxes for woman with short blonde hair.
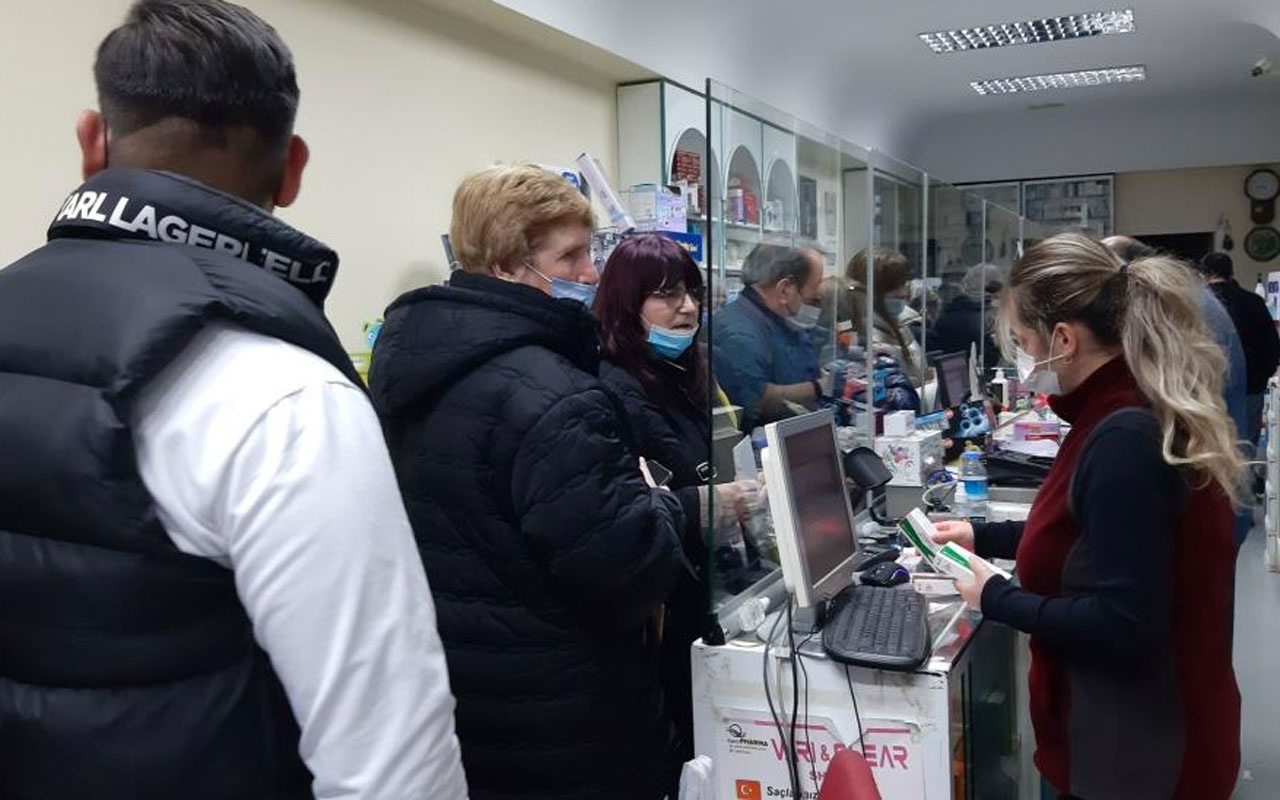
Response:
[449,164,593,274]
[371,164,688,799]
[935,232,1242,800]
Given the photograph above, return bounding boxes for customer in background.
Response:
[1198,251,1280,446]
[370,166,687,800]
[936,234,1242,800]
[901,278,940,346]
[930,263,1006,374]
[1105,235,1252,546]
[713,243,826,431]
[594,232,762,769]
[846,249,924,383]
[0,2,466,798]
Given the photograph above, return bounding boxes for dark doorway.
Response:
[1137,232,1214,263]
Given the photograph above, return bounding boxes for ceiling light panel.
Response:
[970,65,1146,95]
[920,10,1135,54]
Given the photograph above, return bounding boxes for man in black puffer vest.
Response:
[0,2,466,798]
[370,165,688,799]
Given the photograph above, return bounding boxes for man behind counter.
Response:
[713,244,827,431]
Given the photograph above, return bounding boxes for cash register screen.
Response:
[782,425,857,586]
[937,351,969,407]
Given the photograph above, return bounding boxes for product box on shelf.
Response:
[625,184,688,234]
[671,150,704,215]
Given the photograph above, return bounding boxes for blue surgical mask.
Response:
[527,263,597,308]
[549,278,597,308]
[886,298,907,318]
[648,323,698,359]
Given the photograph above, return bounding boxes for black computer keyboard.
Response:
[985,448,1053,487]
[821,585,931,671]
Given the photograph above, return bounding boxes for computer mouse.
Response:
[861,561,910,587]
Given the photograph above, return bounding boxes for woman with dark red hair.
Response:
[595,233,761,764]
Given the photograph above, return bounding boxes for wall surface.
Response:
[0,0,639,349]
[1115,163,1280,287]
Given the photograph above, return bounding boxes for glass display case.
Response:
[617,79,723,271]
[962,177,1114,239]
[958,182,1021,225]
[1022,174,1114,239]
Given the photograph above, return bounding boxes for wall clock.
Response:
[1245,226,1280,262]
[1246,168,1279,224]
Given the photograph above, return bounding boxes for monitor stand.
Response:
[790,599,828,635]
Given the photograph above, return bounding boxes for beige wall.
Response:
[1116,163,1280,288]
[0,0,631,350]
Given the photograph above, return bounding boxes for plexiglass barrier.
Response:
[689,79,1042,636]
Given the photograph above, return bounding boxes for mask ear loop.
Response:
[100,114,112,169]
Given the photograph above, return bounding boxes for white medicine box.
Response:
[873,431,944,487]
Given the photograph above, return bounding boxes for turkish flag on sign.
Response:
[735,779,762,800]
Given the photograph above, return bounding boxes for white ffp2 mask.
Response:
[1015,346,1065,396]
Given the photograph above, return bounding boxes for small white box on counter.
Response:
[874,430,944,487]
[883,410,916,437]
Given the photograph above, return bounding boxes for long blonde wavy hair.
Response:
[1000,233,1245,503]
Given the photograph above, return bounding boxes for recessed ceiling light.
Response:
[970,65,1146,95]
[920,10,1135,54]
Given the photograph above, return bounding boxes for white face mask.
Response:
[1015,344,1066,396]
[790,302,822,330]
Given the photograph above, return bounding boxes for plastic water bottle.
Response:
[960,450,989,521]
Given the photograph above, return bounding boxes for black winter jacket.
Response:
[1209,280,1280,395]
[0,168,355,799]
[599,357,709,549]
[370,272,686,800]
[929,294,1000,373]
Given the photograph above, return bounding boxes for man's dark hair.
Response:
[742,244,816,288]
[1103,235,1157,264]
[1200,252,1234,281]
[95,0,299,157]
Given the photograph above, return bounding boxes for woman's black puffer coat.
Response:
[370,272,686,800]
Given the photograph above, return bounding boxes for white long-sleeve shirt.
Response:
[132,322,467,799]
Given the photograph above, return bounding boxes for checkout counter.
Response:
[692,503,1033,800]
[691,405,1046,800]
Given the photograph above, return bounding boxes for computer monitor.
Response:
[932,351,970,409]
[761,409,860,610]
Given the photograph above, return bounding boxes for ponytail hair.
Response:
[1002,233,1245,503]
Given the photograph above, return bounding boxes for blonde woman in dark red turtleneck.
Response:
[934,234,1244,800]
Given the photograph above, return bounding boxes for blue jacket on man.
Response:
[712,287,823,432]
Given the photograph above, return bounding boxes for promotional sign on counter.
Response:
[715,707,924,799]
